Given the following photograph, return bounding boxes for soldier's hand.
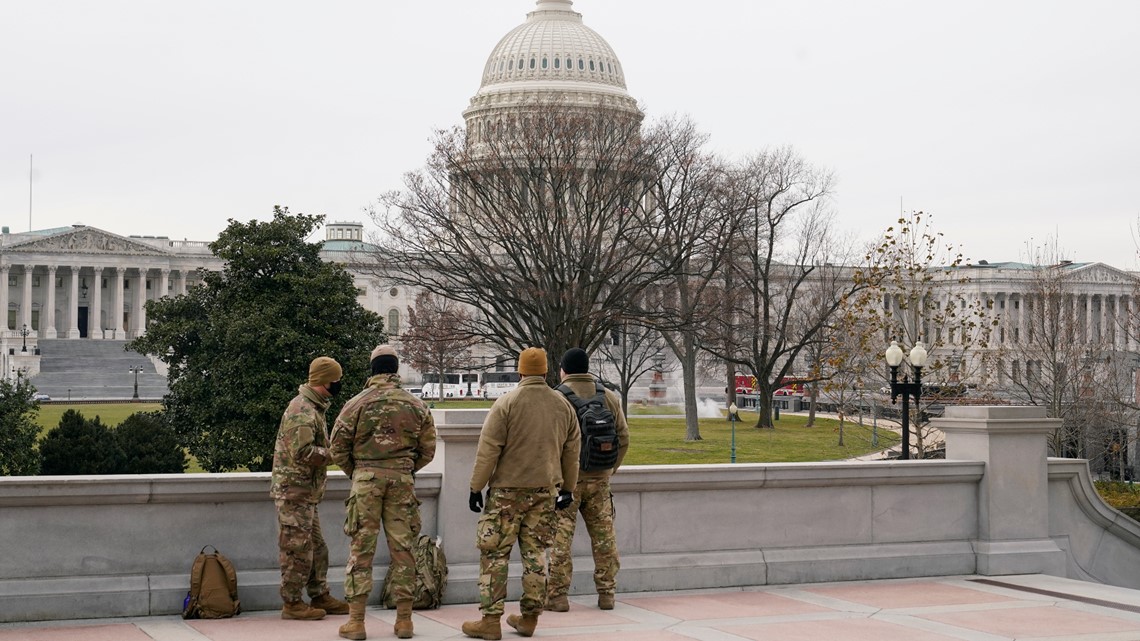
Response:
[469,490,484,513]
[555,491,573,510]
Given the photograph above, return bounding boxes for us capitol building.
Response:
[3,0,1139,401]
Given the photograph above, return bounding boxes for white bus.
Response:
[481,371,521,399]
[421,372,481,399]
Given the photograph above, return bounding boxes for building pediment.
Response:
[6,227,169,256]
[1069,262,1138,286]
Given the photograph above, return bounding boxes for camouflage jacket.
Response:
[330,373,437,479]
[270,384,332,503]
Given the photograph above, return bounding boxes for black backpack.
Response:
[557,381,620,471]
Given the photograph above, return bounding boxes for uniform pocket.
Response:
[343,494,361,537]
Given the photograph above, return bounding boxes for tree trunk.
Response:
[725,362,736,412]
[680,336,702,441]
[755,391,774,428]
[805,385,818,427]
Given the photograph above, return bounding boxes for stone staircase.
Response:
[30,339,169,401]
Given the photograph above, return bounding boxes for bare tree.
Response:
[596,322,667,418]
[638,116,734,441]
[368,106,675,380]
[844,211,998,458]
[999,238,1137,474]
[399,290,479,400]
[702,147,858,429]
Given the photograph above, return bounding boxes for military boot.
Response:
[338,597,367,640]
[461,614,502,640]
[544,595,569,612]
[506,613,539,637]
[282,600,326,620]
[394,600,414,639]
[598,593,615,610]
[312,591,350,615]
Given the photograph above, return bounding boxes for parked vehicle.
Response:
[32,393,51,401]
[421,372,481,399]
[481,371,521,399]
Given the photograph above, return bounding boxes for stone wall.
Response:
[2,406,1139,622]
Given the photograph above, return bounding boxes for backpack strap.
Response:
[215,551,240,605]
[556,383,592,412]
[591,382,607,403]
[184,551,207,618]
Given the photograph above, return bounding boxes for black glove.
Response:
[469,490,484,513]
[555,491,573,510]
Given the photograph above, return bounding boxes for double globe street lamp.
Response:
[884,340,928,460]
[128,365,143,401]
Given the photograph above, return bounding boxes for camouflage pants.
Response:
[548,476,618,598]
[343,468,421,602]
[275,499,330,602]
[476,487,556,616]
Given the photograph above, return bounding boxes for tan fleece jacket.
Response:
[469,376,581,492]
[559,373,630,478]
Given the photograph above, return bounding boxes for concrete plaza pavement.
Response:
[6,574,1140,641]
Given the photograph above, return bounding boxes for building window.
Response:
[589,60,595,71]
[32,276,40,288]
[146,279,152,290]
[541,57,548,69]
[389,287,399,297]
[529,57,535,69]
[6,276,13,286]
[102,278,108,289]
[124,280,130,290]
[578,58,584,70]
[56,277,63,288]
[387,309,400,336]
[553,57,560,69]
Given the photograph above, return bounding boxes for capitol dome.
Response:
[464,0,641,125]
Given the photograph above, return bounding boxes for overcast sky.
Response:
[3,1,1138,268]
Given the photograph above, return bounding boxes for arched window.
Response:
[553,57,560,69]
[529,57,536,70]
[589,60,595,72]
[578,58,584,70]
[566,56,572,69]
[387,308,401,336]
[509,59,514,70]
[541,57,548,69]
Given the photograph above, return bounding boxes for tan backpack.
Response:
[182,545,241,619]
[381,534,448,609]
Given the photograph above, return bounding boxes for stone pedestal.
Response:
[934,405,1067,577]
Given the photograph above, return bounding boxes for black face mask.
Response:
[328,380,343,397]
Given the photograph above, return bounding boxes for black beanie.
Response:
[561,348,589,374]
[371,355,399,375]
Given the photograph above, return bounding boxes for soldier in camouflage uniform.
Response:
[270,356,350,621]
[330,345,436,640]
[462,347,580,640]
[546,348,630,612]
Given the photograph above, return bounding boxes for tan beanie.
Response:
[308,356,342,386]
[371,344,397,360]
[517,347,548,376]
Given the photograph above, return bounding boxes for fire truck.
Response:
[734,374,805,396]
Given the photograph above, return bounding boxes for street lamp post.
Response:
[884,340,928,460]
[20,324,29,352]
[728,402,739,463]
[128,365,143,400]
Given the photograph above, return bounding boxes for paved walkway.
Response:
[6,574,1140,640]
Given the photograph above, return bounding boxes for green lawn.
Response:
[31,402,897,469]
[35,402,163,437]
[623,410,898,464]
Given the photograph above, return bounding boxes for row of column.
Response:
[988,292,1136,351]
[1,264,188,339]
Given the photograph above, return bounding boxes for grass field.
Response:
[32,402,897,467]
